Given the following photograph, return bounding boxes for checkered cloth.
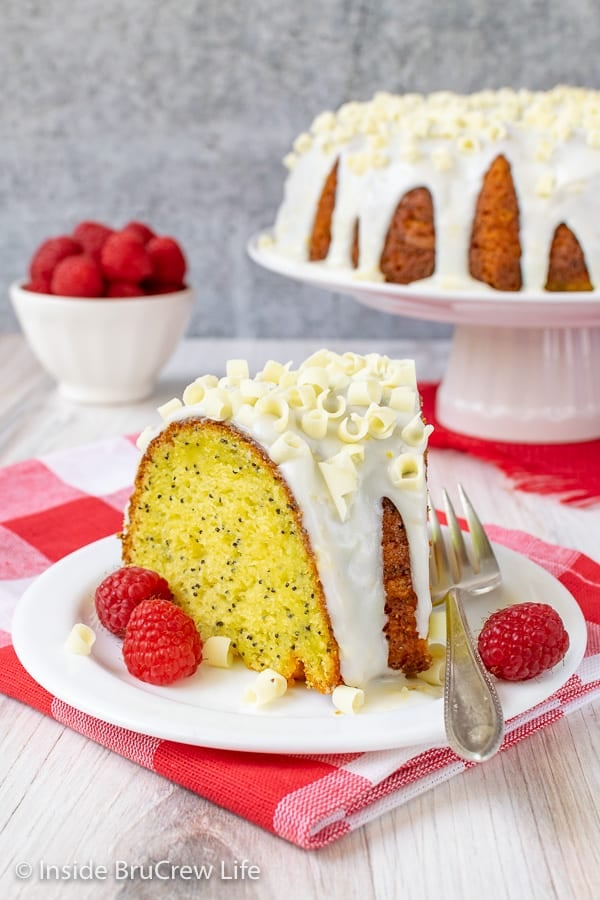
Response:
[1,436,599,849]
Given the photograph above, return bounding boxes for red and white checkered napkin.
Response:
[1,437,599,849]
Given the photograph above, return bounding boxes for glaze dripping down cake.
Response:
[120,350,433,693]
[267,86,600,292]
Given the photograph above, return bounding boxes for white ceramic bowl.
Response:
[10,281,194,404]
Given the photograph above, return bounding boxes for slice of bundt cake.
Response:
[271,86,600,292]
[121,350,433,693]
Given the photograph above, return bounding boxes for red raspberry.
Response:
[50,255,104,297]
[101,231,153,283]
[106,281,145,298]
[23,275,52,294]
[29,236,82,281]
[122,221,155,244]
[143,280,185,295]
[72,221,114,263]
[147,236,187,285]
[477,602,569,681]
[95,566,173,637]
[123,598,202,685]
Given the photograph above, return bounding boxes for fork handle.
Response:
[444,588,505,763]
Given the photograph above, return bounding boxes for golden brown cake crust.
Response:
[381,497,432,676]
[308,160,338,261]
[545,223,594,291]
[379,187,436,284]
[469,154,522,292]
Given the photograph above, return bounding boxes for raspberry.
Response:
[147,236,187,285]
[477,602,569,681]
[143,280,185,295]
[29,236,82,281]
[122,221,155,244]
[50,255,104,297]
[95,566,173,637]
[72,221,114,263]
[106,281,145,298]
[23,275,51,294]
[123,598,202,685]
[101,231,153,283]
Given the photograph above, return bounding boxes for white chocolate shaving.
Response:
[64,623,96,656]
[286,384,317,409]
[226,359,250,382]
[428,609,447,649]
[297,366,330,394]
[316,390,347,420]
[318,451,359,521]
[388,386,418,412]
[258,360,290,383]
[255,395,290,432]
[347,379,382,406]
[157,398,183,420]
[183,380,208,406]
[301,408,330,439]
[332,684,365,714]
[365,404,397,439]
[243,669,288,706]
[203,635,234,668]
[401,413,428,446]
[337,413,369,443]
[202,388,232,421]
[388,453,424,489]
[269,431,310,464]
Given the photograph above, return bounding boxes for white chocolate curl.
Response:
[203,636,234,668]
[365,403,397,439]
[258,360,289,383]
[157,398,183,420]
[318,450,360,521]
[269,431,310,464]
[417,644,446,686]
[337,413,369,443]
[388,386,417,412]
[347,378,382,406]
[301,408,329,439]
[183,379,208,406]
[388,453,424,489]
[64,624,96,656]
[243,669,288,706]
[332,684,365,714]
[202,388,232,421]
[226,359,250,381]
[255,395,290,432]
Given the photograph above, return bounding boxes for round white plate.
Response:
[12,535,587,754]
[248,232,600,328]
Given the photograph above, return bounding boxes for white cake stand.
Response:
[248,233,600,443]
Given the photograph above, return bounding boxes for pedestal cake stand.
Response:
[249,234,600,444]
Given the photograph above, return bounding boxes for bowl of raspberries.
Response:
[10,220,194,404]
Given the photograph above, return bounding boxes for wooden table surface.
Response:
[1,334,598,900]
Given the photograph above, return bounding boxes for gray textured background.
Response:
[2,0,600,338]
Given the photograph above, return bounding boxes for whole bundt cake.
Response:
[267,86,600,292]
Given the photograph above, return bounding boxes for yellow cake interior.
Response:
[121,417,341,693]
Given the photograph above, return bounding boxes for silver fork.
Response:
[429,485,505,763]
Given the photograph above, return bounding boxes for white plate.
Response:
[248,231,600,328]
[11,535,587,754]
